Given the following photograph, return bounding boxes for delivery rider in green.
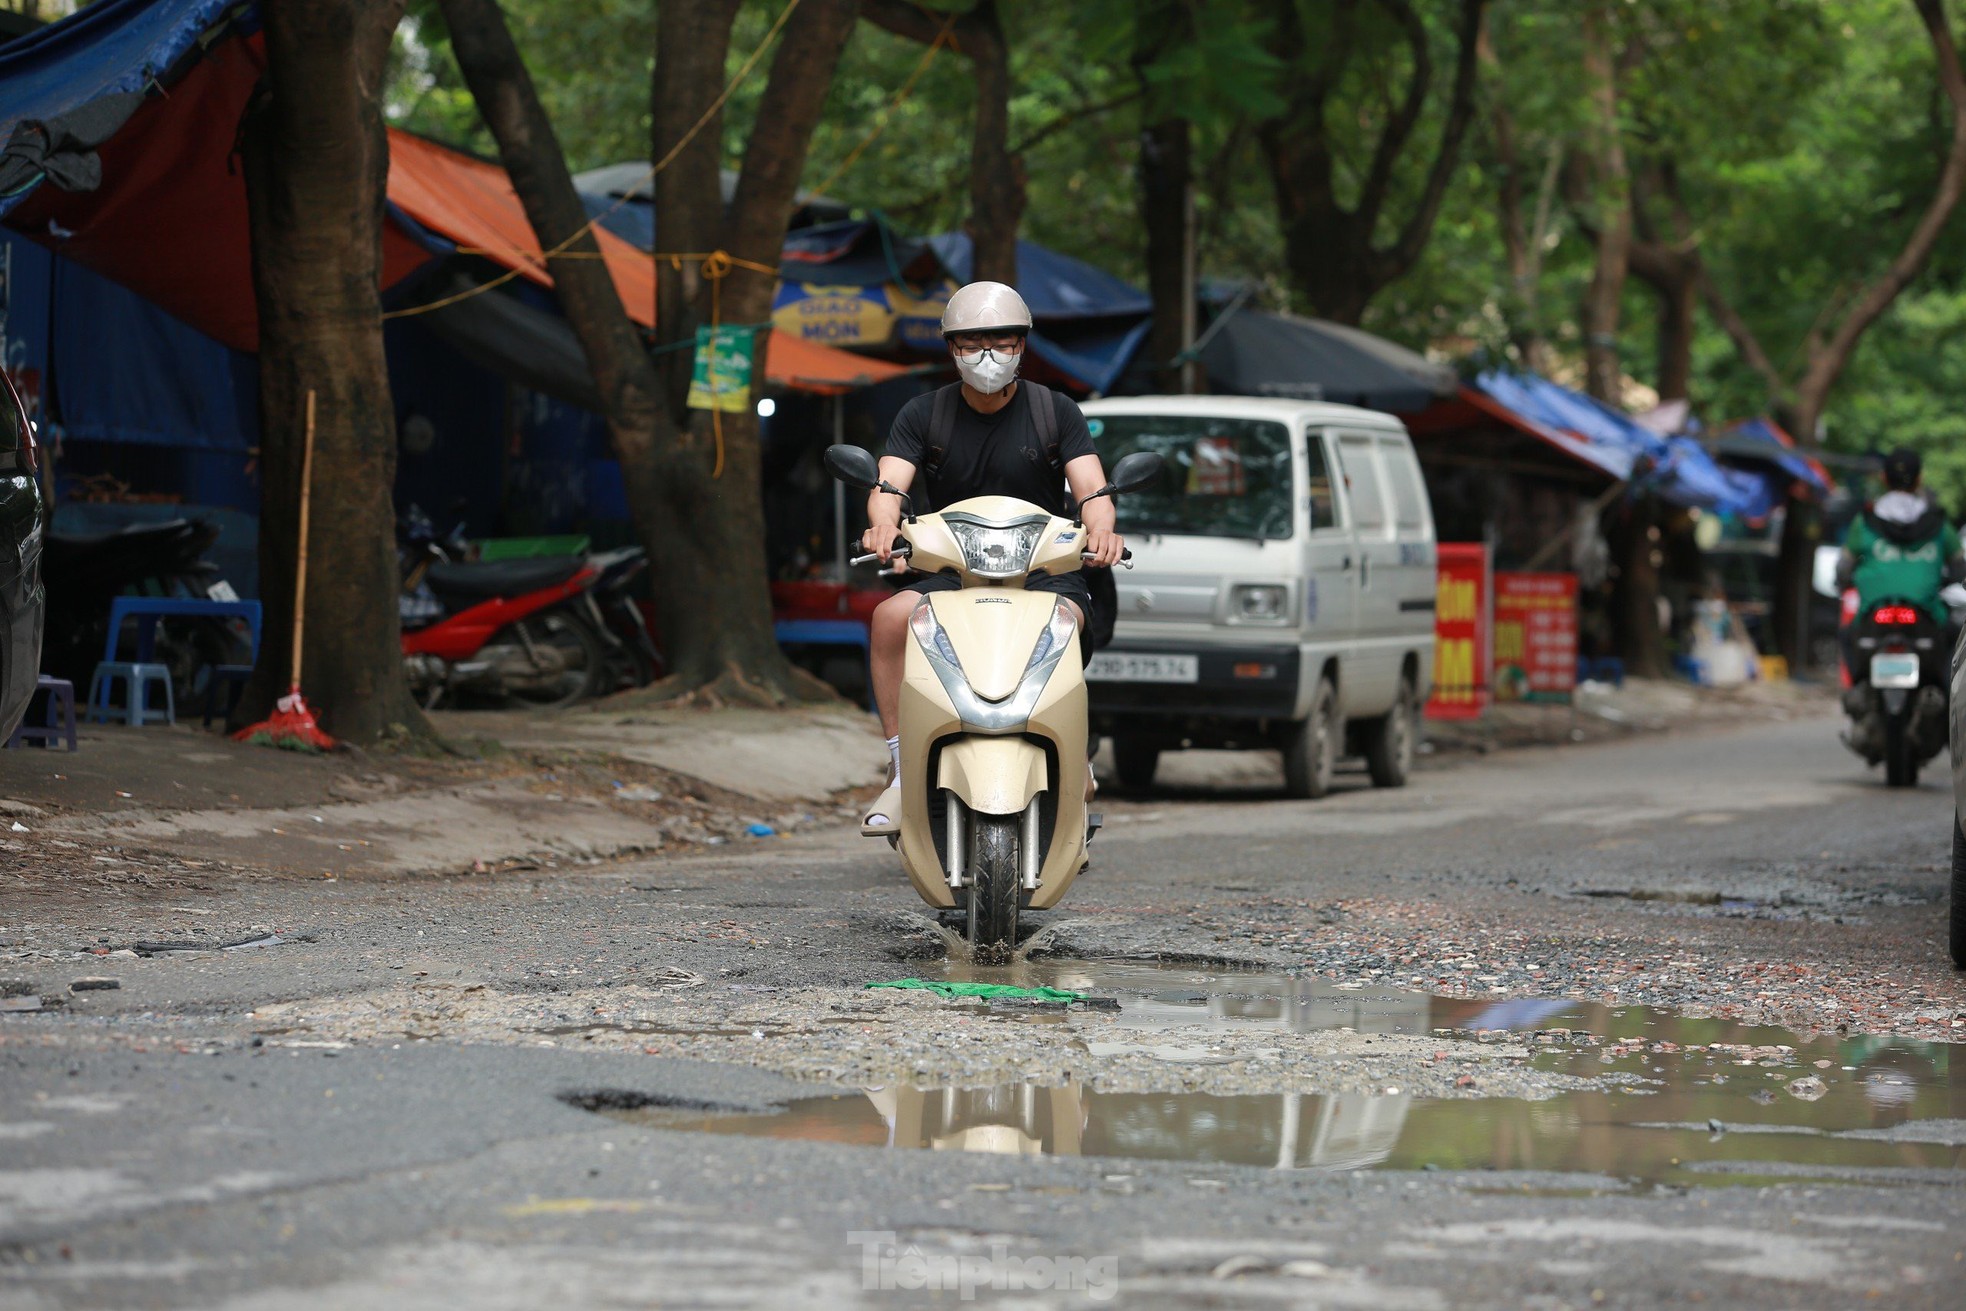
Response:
[1836,446,1964,632]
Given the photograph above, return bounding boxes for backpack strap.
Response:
[924,383,962,481]
[1022,380,1061,471]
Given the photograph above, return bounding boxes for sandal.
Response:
[861,783,902,836]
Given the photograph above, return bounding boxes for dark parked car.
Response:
[0,370,43,742]
[1951,624,1966,967]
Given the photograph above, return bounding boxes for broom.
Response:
[235,389,337,752]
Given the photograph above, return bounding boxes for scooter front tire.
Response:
[967,812,1020,958]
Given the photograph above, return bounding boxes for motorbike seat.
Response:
[424,556,586,601]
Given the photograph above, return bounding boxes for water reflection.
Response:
[598,962,1964,1186]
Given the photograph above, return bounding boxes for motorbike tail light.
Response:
[1872,604,1920,626]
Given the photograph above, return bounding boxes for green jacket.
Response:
[1842,495,1961,622]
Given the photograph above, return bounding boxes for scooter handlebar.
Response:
[1083,549,1134,569]
[850,544,913,568]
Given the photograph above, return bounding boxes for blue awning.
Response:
[1474,370,1773,516]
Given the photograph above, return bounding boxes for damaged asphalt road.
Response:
[3,709,1964,1308]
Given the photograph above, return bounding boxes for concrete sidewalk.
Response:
[0,700,886,897]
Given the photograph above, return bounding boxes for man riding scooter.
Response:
[1836,446,1965,762]
[857,282,1125,834]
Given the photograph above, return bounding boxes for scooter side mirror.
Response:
[1075,451,1167,523]
[823,444,881,490]
[1109,450,1165,495]
[1811,544,1842,599]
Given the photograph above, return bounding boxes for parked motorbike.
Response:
[589,545,664,691]
[396,506,608,709]
[1840,595,1950,786]
[42,517,249,701]
[822,443,1163,953]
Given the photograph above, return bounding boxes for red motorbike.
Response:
[398,508,609,709]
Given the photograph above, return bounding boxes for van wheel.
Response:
[1364,673,1419,788]
[1282,677,1338,800]
[1113,737,1160,792]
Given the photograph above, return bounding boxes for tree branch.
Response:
[1356,0,1433,227]
[1011,88,1144,156]
[1699,269,1786,399]
[1797,0,1966,410]
[1386,0,1488,273]
[859,0,956,49]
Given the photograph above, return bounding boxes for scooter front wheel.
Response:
[967,813,1020,958]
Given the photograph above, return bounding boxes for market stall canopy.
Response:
[1473,370,1773,517]
[1711,417,1834,499]
[571,161,852,247]
[1195,307,1456,413]
[0,0,905,398]
[388,133,910,397]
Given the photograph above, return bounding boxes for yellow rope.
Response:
[808,11,956,199]
[381,0,805,322]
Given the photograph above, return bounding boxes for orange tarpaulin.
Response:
[386,131,910,396]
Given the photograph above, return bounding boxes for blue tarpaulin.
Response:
[0,0,242,216]
[1716,417,1834,498]
[1474,370,1772,516]
[1,228,257,452]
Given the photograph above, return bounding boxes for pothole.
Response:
[566,959,1965,1190]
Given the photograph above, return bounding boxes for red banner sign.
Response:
[1493,572,1578,703]
[1426,543,1489,721]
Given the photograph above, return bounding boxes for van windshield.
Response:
[1091,414,1294,541]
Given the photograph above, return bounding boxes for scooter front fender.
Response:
[937,736,1048,815]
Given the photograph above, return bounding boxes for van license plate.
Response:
[1870,653,1920,689]
[1087,653,1198,684]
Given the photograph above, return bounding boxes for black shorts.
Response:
[898,571,1095,660]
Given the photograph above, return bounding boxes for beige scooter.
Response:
[824,445,1163,951]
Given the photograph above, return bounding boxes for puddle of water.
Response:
[587,960,1964,1188]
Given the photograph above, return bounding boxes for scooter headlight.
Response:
[944,513,1048,579]
[1024,601,1079,674]
[910,601,962,670]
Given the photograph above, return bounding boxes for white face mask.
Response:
[954,347,1020,395]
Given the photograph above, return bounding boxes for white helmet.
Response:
[940,281,1032,337]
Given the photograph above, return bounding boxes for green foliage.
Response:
[381,0,1966,456]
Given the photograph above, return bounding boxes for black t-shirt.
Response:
[883,383,1097,515]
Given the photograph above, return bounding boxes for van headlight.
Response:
[1232,584,1289,622]
[944,513,1047,578]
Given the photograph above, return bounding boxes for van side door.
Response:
[1335,431,1399,715]
[1376,432,1438,648]
[1302,426,1358,696]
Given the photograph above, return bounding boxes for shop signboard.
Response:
[1493,571,1578,703]
[1426,542,1489,721]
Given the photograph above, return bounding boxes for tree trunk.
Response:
[235,0,427,743]
[1578,1,1630,403]
[1135,0,1194,393]
[1139,115,1192,392]
[863,0,1023,287]
[1485,48,1554,374]
[439,0,664,475]
[963,0,1021,285]
[1609,497,1667,679]
[443,0,854,705]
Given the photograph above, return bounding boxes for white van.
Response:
[1080,397,1436,798]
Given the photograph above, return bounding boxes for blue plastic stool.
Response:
[86,662,176,726]
[202,664,252,728]
[6,675,77,750]
[774,618,874,709]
